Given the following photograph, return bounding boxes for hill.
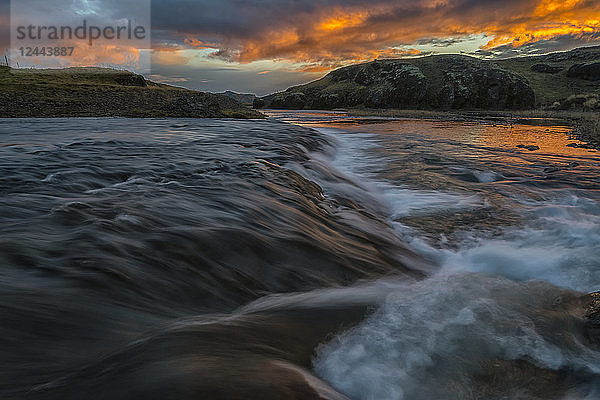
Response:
[218,90,257,106]
[255,47,600,111]
[496,45,600,108]
[0,67,263,119]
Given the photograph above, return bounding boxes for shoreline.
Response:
[346,108,600,149]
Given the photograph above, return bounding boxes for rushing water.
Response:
[1,114,599,399]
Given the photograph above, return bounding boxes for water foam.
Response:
[308,122,600,399]
[314,126,600,292]
[314,273,600,400]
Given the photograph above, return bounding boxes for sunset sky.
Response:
[1,0,600,95]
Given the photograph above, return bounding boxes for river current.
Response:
[1,113,599,399]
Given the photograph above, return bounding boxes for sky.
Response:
[1,0,600,95]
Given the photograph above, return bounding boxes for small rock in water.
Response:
[543,166,561,173]
[583,292,600,345]
[517,144,540,151]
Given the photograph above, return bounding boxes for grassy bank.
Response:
[0,66,264,119]
[348,108,600,148]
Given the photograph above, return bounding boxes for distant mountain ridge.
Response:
[255,46,600,111]
[218,91,257,106]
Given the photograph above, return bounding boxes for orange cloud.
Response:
[173,0,600,68]
[183,35,219,49]
[319,12,369,31]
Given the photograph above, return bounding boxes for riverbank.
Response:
[348,108,600,149]
[0,66,263,119]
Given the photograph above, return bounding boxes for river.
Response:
[1,113,599,399]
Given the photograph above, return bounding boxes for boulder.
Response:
[270,92,307,109]
[432,56,535,110]
[530,63,563,74]
[517,144,540,151]
[583,291,600,345]
[364,64,429,108]
[114,72,147,87]
[567,62,600,80]
[253,98,265,109]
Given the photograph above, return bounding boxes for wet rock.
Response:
[567,62,600,81]
[583,291,600,345]
[517,144,540,151]
[472,359,571,400]
[567,142,596,149]
[26,294,374,400]
[543,166,561,173]
[530,63,563,74]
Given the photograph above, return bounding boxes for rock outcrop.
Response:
[218,90,257,106]
[530,63,563,74]
[567,62,600,81]
[257,55,535,110]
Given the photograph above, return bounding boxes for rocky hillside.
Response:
[0,67,263,118]
[256,46,600,111]
[255,55,536,110]
[496,45,600,110]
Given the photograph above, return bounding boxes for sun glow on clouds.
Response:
[534,0,583,16]
[151,0,600,78]
[485,21,600,49]
[319,12,368,31]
